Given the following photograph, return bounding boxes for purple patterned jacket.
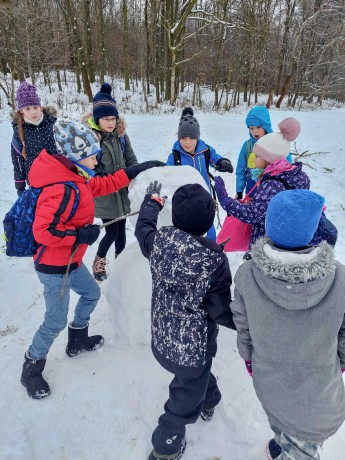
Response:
[221,162,310,248]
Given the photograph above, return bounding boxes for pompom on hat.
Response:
[172,184,215,236]
[266,189,325,249]
[16,81,41,110]
[93,83,119,124]
[253,117,300,163]
[178,107,200,140]
[54,119,101,163]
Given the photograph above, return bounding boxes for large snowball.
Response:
[128,165,209,228]
[104,241,152,346]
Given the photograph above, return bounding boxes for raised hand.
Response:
[214,176,229,206]
[146,180,162,196]
[216,158,234,174]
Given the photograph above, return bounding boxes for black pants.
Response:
[151,359,221,455]
[97,218,126,258]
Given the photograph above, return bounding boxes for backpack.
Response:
[118,135,126,158]
[262,175,338,247]
[3,182,80,259]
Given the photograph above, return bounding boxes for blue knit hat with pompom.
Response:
[93,83,118,124]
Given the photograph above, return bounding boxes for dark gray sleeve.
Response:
[203,258,236,330]
[135,194,161,259]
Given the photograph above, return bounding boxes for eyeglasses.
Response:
[101,117,117,122]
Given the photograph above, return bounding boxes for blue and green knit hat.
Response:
[54,119,101,163]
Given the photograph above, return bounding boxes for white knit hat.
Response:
[253,117,300,163]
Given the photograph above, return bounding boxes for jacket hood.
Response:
[246,106,272,142]
[251,237,336,311]
[11,106,57,122]
[82,112,126,137]
[263,162,309,190]
[28,150,84,188]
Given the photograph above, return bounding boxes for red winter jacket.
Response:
[28,150,130,274]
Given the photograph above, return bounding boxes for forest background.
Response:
[0,0,344,113]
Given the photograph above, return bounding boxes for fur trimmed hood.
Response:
[10,106,57,121]
[81,112,126,138]
[250,238,337,311]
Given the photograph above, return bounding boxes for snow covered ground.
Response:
[0,108,344,460]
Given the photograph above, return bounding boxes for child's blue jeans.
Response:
[28,263,101,360]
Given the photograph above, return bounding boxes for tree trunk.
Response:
[276,61,298,108]
[84,0,95,83]
[123,0,130,91]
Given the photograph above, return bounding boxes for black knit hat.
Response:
[93,83,119,124]
[178,107,200,140]
[172,184,215,236]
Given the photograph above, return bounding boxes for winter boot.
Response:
[21,352,51,399]
[266,439,282,460]
[66,322,104,357]
[200,406,215,421]
[148,437,186,460]
[92,255,107,282]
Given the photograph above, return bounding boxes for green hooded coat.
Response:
[85,116,138,219]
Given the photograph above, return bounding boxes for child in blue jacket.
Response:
[235,106,292,199]
[166,107,233,241]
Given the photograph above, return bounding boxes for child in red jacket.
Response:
[20,119,164,400]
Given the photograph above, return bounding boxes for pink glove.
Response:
[341,368,345,373]
[245,360,252,377]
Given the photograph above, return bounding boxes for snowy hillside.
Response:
[0,108,344,460]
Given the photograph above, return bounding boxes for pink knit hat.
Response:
[16,81,41,110]
[253,117,300,163]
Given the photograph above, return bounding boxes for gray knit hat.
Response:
[178,107,200,140]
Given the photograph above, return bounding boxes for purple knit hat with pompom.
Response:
[16,81,41,110]
[253,117,300,163]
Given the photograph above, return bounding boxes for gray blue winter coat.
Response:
[222,162,310,248]
[232,238,345,442]
[135,196,235,375]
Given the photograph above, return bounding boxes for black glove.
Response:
[76,224,100,246]
[15,182,26,196]
[146,180,162,195]
[94,162,108,178]
[236,192,243,200]
[125,161,165,180]
[216,158,234,174]
[146,180,167,208]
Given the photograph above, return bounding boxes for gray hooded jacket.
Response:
[231,238,345,442]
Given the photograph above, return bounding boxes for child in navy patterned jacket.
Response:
[135,181,235,460]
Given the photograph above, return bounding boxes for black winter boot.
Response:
[65,322,104,357]
[148,437,186,460]
[21,352,51,399]
[200,406,215,421]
